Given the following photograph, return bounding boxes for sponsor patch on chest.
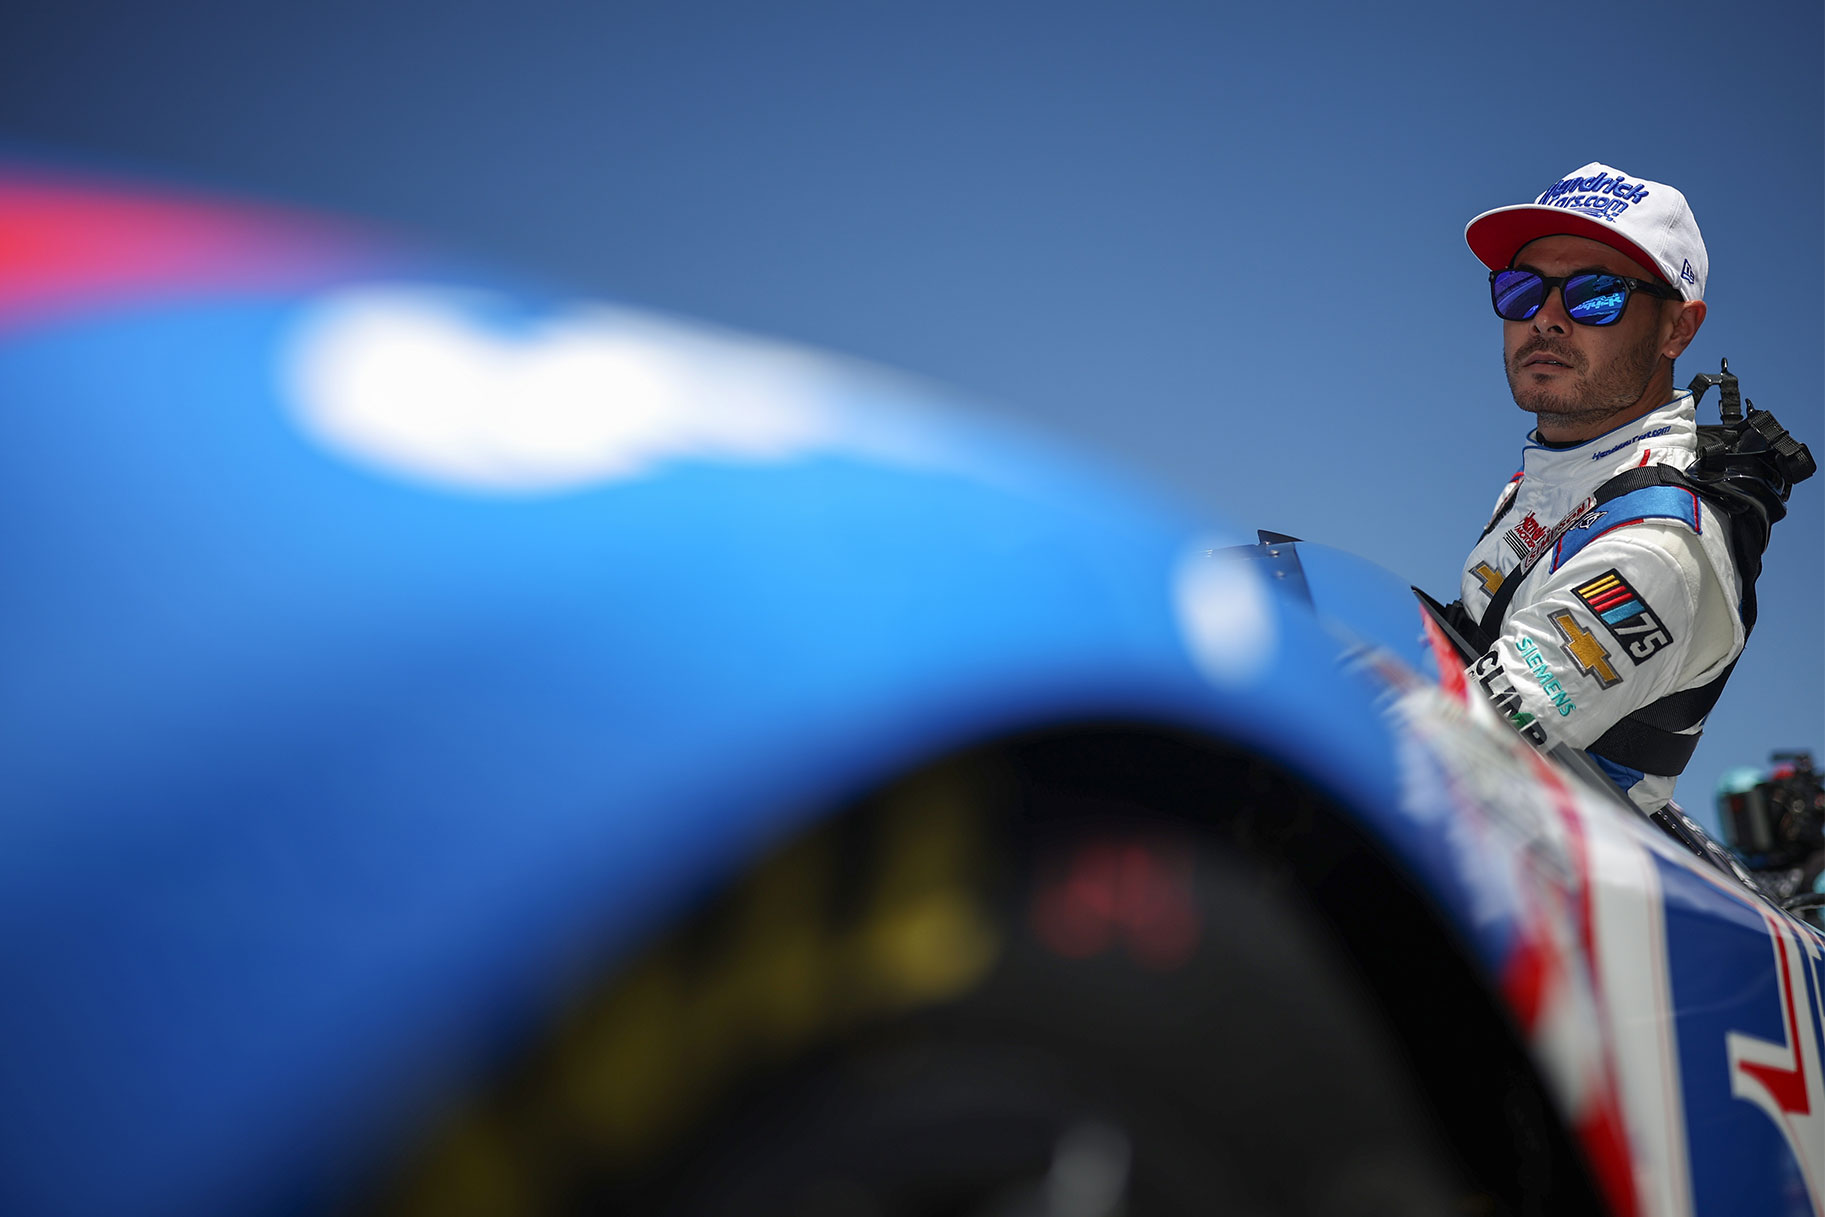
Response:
[1505,512,1549,559]
[1500,495,1598,569]
[1572,569,1674,663]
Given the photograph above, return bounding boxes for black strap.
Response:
[1590,723,1703,777]
[1591,655,1739,777]
[1630,660,1738,730]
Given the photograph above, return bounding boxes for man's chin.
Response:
[1511,392,1636,444]
[1510,386,1610,432]
[1508,383,1583,419]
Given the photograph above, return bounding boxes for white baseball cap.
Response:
[1466,161,1708,301]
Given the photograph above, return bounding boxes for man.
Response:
[1452,161,1743,812]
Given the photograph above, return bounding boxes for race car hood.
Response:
[0,166,1577,1217]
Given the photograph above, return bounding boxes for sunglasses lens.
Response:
[1492,270,1545,320]
[1564,274,1628,325]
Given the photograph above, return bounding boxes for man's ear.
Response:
[1661,300,1706,360]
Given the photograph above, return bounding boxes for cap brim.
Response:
[1465,204,1666,286]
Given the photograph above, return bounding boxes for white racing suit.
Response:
[1459,393,1745,811]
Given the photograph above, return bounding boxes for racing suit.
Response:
[1459,392,1745,811]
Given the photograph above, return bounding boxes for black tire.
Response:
[363,762,1468,1217]
[598,811,1464,1216]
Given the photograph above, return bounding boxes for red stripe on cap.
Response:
[1466,206,1669,289]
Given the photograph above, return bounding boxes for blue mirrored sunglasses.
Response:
[1489,268,1680,327]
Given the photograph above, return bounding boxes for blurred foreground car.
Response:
[0,167,1819,1217]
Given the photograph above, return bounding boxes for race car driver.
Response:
[1451,162,1740,812]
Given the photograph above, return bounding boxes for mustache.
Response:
[1511,337,1584,371]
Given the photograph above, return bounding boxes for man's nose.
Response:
[1531,285,1573,333]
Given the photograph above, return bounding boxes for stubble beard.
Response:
[1505,332,1663,434]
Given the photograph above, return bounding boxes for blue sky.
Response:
[4,0,1818,829]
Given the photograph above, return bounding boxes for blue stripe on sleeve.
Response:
[1552,485,1701,570]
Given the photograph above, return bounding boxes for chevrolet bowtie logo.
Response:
[1473,562,1504,595]
[1550,609,1622,689]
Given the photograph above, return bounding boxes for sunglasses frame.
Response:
[1489,268,1681,327]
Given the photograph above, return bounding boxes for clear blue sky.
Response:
[4,0,1818,831]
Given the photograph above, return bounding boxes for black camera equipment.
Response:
[1719,751,1825,914]
[1684,358,1816,553]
